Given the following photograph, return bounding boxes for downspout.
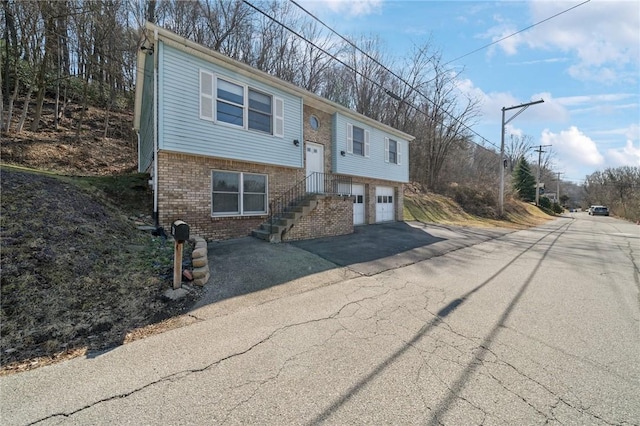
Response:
[152,28,159,228]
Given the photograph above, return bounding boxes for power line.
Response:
[287,0,591,151]
[286,0,498,150]
[443,0,592,66]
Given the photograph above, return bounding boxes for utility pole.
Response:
[499,99,544,216]
[555,172,563,205]
[534,144,552,206]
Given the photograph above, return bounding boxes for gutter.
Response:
[152,28,159,228]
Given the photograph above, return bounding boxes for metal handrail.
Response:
[268,172,352,230]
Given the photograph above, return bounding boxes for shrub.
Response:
[538,196,552,209]
[552,202,563,214]
[446,186,498,218]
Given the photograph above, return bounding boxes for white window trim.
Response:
[385,137,401,165]
[211,170,269,217]
[347,123,369,158]
[200,69,284,138]
[215,76,245,130]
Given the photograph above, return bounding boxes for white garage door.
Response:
[375,186,395,223]
[352,184,365,225]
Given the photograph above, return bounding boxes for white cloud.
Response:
[455,81,571,126]
[533,1,639,83]
[607,140,640,167]
[540,127,604,171]
[505,124,523,138]
[483,0,639,83]
[322,0,382,16]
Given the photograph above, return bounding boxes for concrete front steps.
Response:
[252,195,323,243]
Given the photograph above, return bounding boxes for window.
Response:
[388,139,397,164]
[243,173,267,213]
[346,123,370,157]
[248,89,272,134]
[353,126,365,156]
[217,78,244,127]
[212,171,267,216]
[199,70,284,137]
[212,171,240,214]
[385,137,402,165]
[309,115,320,130]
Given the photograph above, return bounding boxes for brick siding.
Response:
[157,151,303,240]
[283,195,354,241]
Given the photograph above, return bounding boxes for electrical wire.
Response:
[288,0,592,153]
[286,0,498,149]
[443,0,592,66]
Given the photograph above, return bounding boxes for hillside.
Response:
[404,183,552,230]
[1,102,204,374]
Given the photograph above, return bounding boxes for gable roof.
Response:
[134,22,414,142]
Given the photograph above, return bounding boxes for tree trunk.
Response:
[30,69,47,132]
[16,86,34,133]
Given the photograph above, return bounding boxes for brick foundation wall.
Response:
[157,151,303,241]
[283,195,354,241]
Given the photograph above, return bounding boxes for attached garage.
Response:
[352,184,365,225]
[375,186,395,222]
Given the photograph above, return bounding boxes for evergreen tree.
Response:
[512,156,536,202]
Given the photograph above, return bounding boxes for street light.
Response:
[499,99,544,216]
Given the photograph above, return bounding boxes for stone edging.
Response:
[190,236,210,286]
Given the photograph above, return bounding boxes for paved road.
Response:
[1,214,638,425]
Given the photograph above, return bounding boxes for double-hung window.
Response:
[385,137,402,165]
[388,139,397,164]
[346,123,370,157]
[212,171,267,216]
[200,70,284,137]
[216,79,244,127]
[248,89,272,134]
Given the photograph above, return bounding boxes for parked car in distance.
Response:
[590,206,609,216]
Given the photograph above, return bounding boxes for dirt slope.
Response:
[0,167,201,373]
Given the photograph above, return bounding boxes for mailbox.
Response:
[171,220,190,241]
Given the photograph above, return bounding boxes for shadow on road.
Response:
[308,220,572,425]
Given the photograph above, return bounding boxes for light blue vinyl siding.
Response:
[158,43,303,168]
[332,113,409,183]
[138,53,155,172]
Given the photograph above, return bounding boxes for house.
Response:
[134,23,414,242]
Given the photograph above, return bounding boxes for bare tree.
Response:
[412,58,481,190]
[13,1,42,133]
[198,0,253,58]
[2,0,20,133]
[505,134,534,172]
[342,35,391,121]
[295,20,334,93]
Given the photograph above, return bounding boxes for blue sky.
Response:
[297,0,640,183]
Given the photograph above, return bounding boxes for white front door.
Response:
[352,184,365,225]
[306,142,324,193]
[375,186,395,222]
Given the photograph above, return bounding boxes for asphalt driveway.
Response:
[194,222,512,313]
